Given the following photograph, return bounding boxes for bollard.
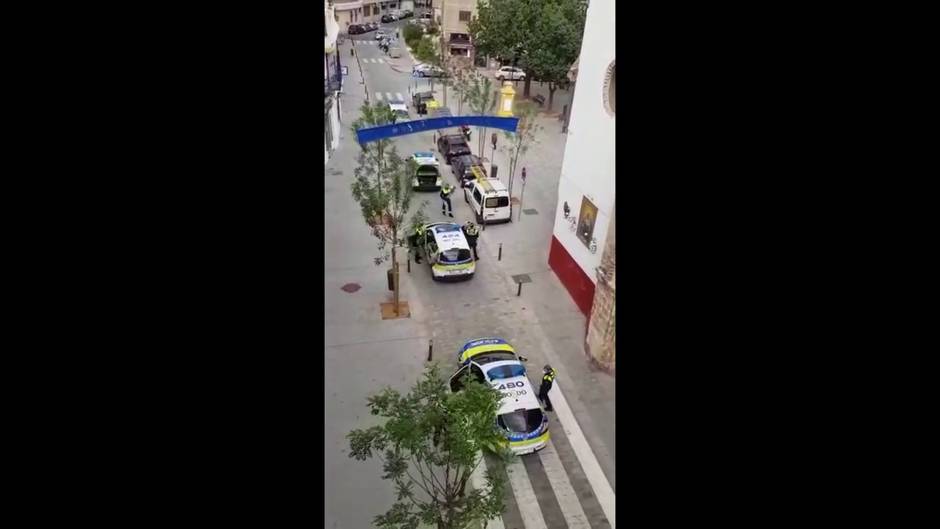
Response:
[407,256,411,273]
[427,339,433,361]
[517,282,522,296]
[498,243,502,261]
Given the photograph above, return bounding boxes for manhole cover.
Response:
[523,208,538,215]
[511,274,532,284]
[329,169,344,176]
[340,283,361,293]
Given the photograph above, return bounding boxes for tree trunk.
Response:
[548,84,557,112]
[391,243,399,316]
[523,74,532,98]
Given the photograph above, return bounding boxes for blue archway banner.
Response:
[356,115,520,145]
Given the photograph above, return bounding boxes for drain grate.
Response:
[511,274,532,284]
[340,283,361,293]
[329,169,344,176]
[523,208,538,215]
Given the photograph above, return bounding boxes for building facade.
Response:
[325,0,343,164]
[547,0,615,372]
[439,0,476,61]
[334,0,415,29]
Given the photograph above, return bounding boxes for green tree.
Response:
[525,1,585,111]
[351,102,427,317]
[469,0,586,99]
[501,102,542,200]
[347,363,510,529]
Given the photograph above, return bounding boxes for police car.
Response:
[449,337,549,455]
[417,222,475,281]
[411,152,442,191]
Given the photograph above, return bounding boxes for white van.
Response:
[464,176,511,224]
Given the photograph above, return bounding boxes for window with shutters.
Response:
[458,11,471,22]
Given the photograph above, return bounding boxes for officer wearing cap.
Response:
[462,221,480,261]
[538,365,556,412]
[440,184,454,217]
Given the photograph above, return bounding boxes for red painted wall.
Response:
[548,236,596,317]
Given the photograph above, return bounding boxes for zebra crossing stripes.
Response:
[361,57,386,64]
[505,457,549,529]
[549,384,616,528]
[537,443,592,529]
[373,91,383,101]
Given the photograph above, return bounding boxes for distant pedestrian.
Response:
[538,365,556,412]
[462,221,480,260]
[440,184,454,217]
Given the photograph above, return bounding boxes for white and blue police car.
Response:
[449,338,549,455]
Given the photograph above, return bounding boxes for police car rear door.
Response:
[449,364,469,392]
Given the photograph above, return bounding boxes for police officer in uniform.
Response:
[440,184,454,217]
[538,365,556,412]
[410,225,425,263]
[462,221,480,260]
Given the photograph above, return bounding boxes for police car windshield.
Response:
[472,352,517,365]
[486,364,526,380]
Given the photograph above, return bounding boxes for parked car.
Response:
[366,22,379,32]
[381,13,398,23]
[451,154,487,183]
[400,9,413,19]
[414,64,446,78]
[437,134,472,164]
[450,338,548,454]
[375,29,391,40]
[496,66,526,81]
[348,24,367,35]
[417,223,475,281]
[412,91,435,115]
[388,99,409,120]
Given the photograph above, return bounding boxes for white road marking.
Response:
[505,457,548,529]
[385,92,393,101]
[470,455,505,529]
[538,441,591,529]
[395,92,404,100]
[507,300,617,527]
[375,58,385,64]
[374,91,383,101]
[549,383,616,528]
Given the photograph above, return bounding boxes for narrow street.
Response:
[325,22,614,529]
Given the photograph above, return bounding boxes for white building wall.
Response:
[552,0,616,287]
